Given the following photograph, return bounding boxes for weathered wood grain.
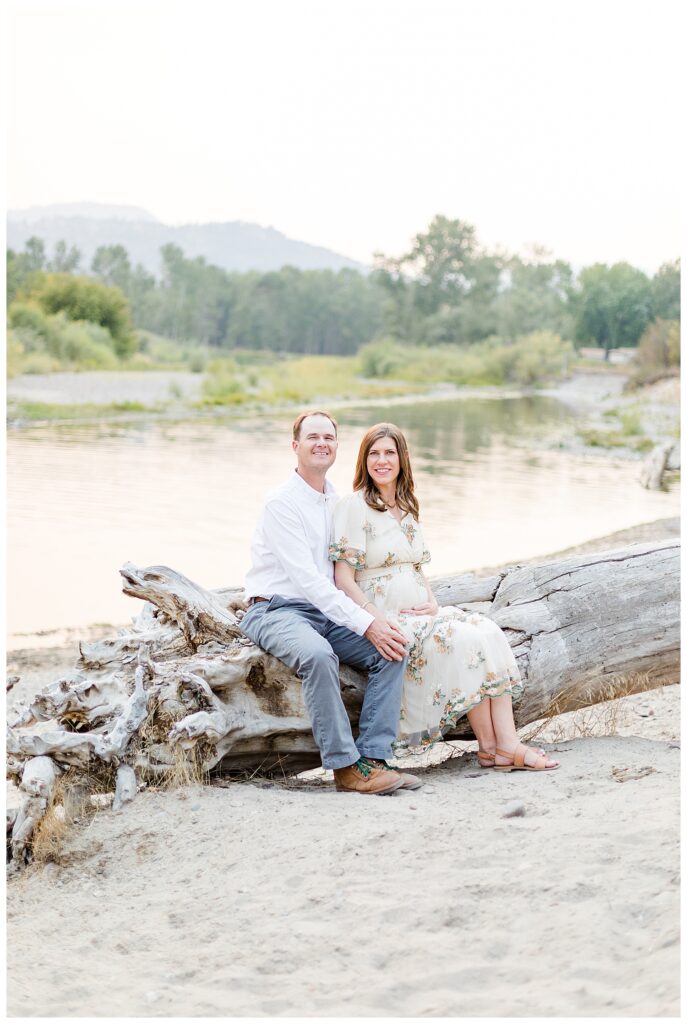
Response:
[6,539,679,865]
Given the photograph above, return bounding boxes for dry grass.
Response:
[155,744,210,790]
[22,765,116,866]
[29,800,70,866]
[15,700,215,870]
[17,746,209,868]
[520,674,651,744]
[137,696,212,789]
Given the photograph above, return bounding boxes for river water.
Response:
[7,389,679,643]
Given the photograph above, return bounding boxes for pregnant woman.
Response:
[330,422,559,772]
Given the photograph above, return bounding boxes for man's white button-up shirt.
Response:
[244,470,374,636]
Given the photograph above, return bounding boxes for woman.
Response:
[330,422,559,771]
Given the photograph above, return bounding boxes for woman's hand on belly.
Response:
[399,597,439,616]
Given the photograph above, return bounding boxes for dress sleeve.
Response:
[329,494,367,570]
[413,518,431,567]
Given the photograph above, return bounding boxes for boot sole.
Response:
[335,777,405,795]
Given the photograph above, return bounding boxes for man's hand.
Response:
[364,617,408,661]
[399,598,439,617]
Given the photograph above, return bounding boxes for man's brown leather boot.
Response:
[333,758,404,795]
[361,757,423,791]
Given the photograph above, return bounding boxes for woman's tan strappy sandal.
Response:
[493,743,560,772]
[478,746,549,770]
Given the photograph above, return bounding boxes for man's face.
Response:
[293,414,338,474]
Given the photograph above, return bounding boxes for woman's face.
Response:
[366,435,400,490]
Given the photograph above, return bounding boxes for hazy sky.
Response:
[6,0,682,271]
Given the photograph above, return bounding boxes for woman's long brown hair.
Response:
[353,423,420,520]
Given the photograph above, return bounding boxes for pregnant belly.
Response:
[377,572,427,612]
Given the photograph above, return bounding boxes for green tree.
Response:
[6,237,47,304]
[370,262,418,343]
[90,245,164,333]
[48,240,81,273]
[91,245,132,291]
[155,244,235,346]
[572,262,653,358]
[495,252,574,341]
[377,215,481,320]
[24,237,47,273]
[651,260,680,322]
[405,215,479,314]
[374,216,488,341]
[226,267,383,355]
[434,254,503,343]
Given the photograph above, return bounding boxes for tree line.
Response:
[7,217,680,360]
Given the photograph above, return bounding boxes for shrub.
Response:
[363,332,573,388]
[20,351,62,374]
[7,310,120,371]
[32,273,137,358]
[119,335,214,371]
[138,331,182,362]
[470,331,573,386]
[124,352,156,369]
[8,300,52,338]
[188,349,208,373]
[202,358,247,404]
[619,410,642,436]
[628,319,680,388]
[262,356,360,403]
[444,345,500,386]
[7,330,25,377]
[57,321,119,369]
[358,338,402,378]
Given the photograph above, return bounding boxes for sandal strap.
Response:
[496,744,553,769]
[517,743,549,769]
[477,750,495,761]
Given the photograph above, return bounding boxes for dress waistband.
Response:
[356,561,422,581]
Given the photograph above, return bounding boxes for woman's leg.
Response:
[467,698,497,764]
[489,694,559,768]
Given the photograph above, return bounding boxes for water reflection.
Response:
[344,395,573,460]
[7,395,677,639]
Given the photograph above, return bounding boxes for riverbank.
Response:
[6,517,680,1016]
[6,365,425,427]
[6,332,575,425]
[545,373,680,463]
[7,367,680,485]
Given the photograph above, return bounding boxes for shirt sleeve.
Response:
[263,497,374,636]
[329,494,367,569]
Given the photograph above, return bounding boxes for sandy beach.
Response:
[6,520,681,1018]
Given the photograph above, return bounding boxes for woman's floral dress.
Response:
[330,491,523,751]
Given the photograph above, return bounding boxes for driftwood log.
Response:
[7,539,679,865]
[639,442,675,490]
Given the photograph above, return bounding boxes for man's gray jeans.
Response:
[240,597,406,769]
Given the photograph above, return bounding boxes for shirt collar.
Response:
[291,469,337,503]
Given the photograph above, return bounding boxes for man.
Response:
[241,410,420,794]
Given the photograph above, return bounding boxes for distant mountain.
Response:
[8,202,160,224]
[6,204,367,276]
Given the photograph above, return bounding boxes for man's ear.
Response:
[291,438,299,453]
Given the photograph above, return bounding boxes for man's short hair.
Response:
[292,410,338,440]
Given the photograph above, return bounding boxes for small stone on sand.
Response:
[502,800,526,818]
